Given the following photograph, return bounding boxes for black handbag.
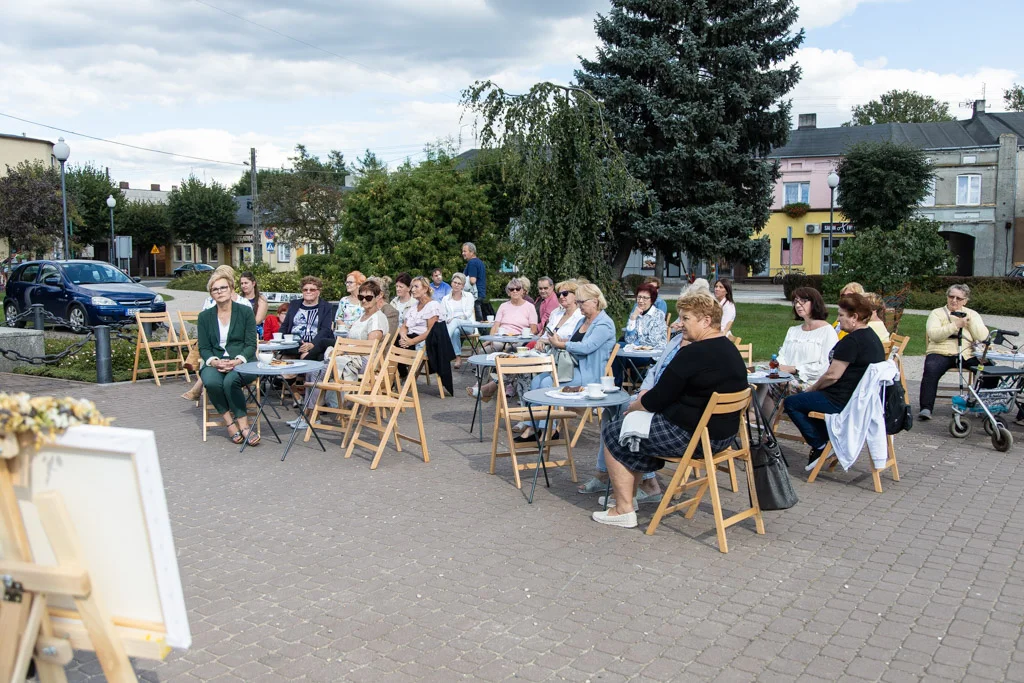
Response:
[750,435,798,510]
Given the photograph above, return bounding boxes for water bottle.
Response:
[769,354,780,378]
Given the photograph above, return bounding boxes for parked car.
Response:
[3,260,166,328]
[172,262,214,278]
[1008,265,1024,278]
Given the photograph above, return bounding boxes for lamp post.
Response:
[53,137,71,258]
[106,195,117,265]
[827,171,840,274]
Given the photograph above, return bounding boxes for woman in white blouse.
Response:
[762,286,838,413]
[714,278,736,336]
[441,272,476,369]
[334,280,389,381]
[535,279,583,349]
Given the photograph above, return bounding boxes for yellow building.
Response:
[756,209,851,277]
[0,133,56,262]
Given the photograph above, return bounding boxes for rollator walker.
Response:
[948,327,1024,452]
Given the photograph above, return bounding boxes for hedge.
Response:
[781,273,1024,316]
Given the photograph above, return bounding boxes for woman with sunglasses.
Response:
[918,284,994,421]
[334,280,390,381]
[535,280,583,350]
[484,277,538,351]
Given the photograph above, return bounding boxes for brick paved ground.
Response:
[4,368,1023,682]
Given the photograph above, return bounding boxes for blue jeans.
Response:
[783,391,842,450]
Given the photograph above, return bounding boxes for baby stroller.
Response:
[948,328,1024,452]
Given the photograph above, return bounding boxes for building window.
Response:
[237,248,246,265]
[921,178,936,207]
[781,237,804,266]
[207,247,218,262]
[174,245,183,262]
[956,174,981,206]
[277,244,291,263]
[784,182,810,205]
[183,245,193,262]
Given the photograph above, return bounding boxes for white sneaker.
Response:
[287,417,321,429]
[591,509,638,528]
[598,495,639,512]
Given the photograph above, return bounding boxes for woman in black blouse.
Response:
[594,293,748,529]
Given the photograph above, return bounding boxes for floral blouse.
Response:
[624,308,667,348]
[334,297,363,330]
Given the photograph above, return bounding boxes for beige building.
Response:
[0,133,56,261]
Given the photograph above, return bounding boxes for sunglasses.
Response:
[557,290,573,298]
[357,294,375,302]
[507,287,522,292]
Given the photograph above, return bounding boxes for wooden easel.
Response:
[0,455,139,683]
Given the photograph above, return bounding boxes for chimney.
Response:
[973,99,986,116]
[797,113,817,130]
[172,185,178,191]
[119,181,129,189]
[150,183,161,191]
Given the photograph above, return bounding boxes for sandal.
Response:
[577,476,609,494]
[245,432,260,447]
[229,431,245,445]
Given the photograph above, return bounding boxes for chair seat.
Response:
[346,394,409,408]
[506,406,578,421]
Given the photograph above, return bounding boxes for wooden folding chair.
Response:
[490,356,578,489]
[304,337,380,441]
[343,345,429,469]
[131,311,190,385]
[736,342,753,370]
[571,344,619,448]
[177,310,201,347]
[646,389,764,553]
[731,336,742,347]
[665,313,673,343]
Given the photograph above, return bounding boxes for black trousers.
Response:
[919,354,996,411]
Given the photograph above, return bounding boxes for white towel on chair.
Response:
[824,360,898,471]
[618,411,654,452]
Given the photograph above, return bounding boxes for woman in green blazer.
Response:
[199,273,259,445]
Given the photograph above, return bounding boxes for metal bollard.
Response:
[31,303,45,331]
[95,325,113,384]
[143,321,153,339]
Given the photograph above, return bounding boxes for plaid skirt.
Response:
[601,412,736,474]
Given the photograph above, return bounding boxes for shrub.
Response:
[781,202,810,218]
[165,273,209,292]
[622,274,646,293]
[781,273,823,300]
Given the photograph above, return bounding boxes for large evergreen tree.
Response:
[575,0,803,274]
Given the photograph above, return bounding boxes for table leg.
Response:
[239,385,279,453]
[244,379,282,444]
[525,405,553,504]
[281,371,327,462]
[469,368,484,441]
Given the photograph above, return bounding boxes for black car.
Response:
[172,263,215,278]
[3,260,166,328]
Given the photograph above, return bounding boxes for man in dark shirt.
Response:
[783,293,885,465]
[461,242,488,319]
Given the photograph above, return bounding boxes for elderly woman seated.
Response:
[594,292,748,528]
[783,293,885,465]
[612,282,667,387]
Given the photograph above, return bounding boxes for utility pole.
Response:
[250,147,262,264]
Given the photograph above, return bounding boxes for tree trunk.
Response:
[610,234,635,278]
[655,249,665,280]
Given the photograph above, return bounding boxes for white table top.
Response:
[747,371,793,385]
[256,340,300,352]
[236,359,324,376]
[522,387,632,409]
[480,334,537,343]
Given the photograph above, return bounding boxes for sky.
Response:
[1,0,1021,191]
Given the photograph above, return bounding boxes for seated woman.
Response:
[714,278,736,336]
[535,279,583,350]
[334,270,366,334]
[182,264,252,401]
[369,276,400,333]
[198,271,259,446]
[783,293,886,465]
[833,282,865,340]
[863,293,891,344]
[335,280,389,382]
[279,276,336,418]
[522,283,616,443]
[918,283,993,421]
[441,272,476,369]
[398,276,441,351]
[612,283,667,387]
[593,292,748,528]
[483,277,538,352]
[644,277,668,315]
[390,272,416,327]
[240,271,269,337]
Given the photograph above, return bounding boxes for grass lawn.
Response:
[615,301,927,361]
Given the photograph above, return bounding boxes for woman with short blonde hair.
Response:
[575,282,607,310]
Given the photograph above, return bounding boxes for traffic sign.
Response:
[150,245,160,254]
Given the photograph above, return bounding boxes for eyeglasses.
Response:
[507,287,522,292]
[345,280,355,286]
[948,295,966,301]
[793,298,809,305]
[636,295,651,301]
[357,294,375,302]
[302,287,319,293]
[578,298,593,305]
[210,286,231,294]
[557,290,573,298]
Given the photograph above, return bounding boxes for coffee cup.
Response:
[586,383,603,398]
[284,334,294,342]
[516,346,530,355]
[272,332,283,340]
[257,352,273,365]
[601,376,616,392]
[486,315,495,322]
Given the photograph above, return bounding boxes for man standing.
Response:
[429,268,452,302]
[462,242,490,319]
[535,276,559,331]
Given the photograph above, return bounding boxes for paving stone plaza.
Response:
[3,365,1022,683]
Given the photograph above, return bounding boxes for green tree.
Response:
[259,144,347,253]
[831,218,954,293]
[575,0,803,275]
[120,199,173,251]
[835,142,934,231]
[0,161,65,255]
[228,167,291,196]
[64,163,125,247]
[1003,83,1024,112]
[167,176,238,252]
[462,82,639,311]
[335,144,499,279]
[844,89,954,126]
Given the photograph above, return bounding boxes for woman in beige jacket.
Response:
[918,284,993,420]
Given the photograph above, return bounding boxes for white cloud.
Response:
[794,0,904,30]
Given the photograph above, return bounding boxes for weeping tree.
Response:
[461,81,642,317]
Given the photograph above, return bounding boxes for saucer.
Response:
[585,392,607,400]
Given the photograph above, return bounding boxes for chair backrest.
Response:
[731,336,743,347]
[665,313,673,342]
[325,336,379,383]
[679,389,753,461]
[736,343,753,367]
[888,333,909,359]
[367,344,425,397]
[603,344,620,377]
[136,311,180,343]
[495,356,560,414]
[177,311,201,344]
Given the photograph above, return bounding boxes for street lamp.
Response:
[106,195,117,266]
[827,171,840,274]
[53,137,71,258]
